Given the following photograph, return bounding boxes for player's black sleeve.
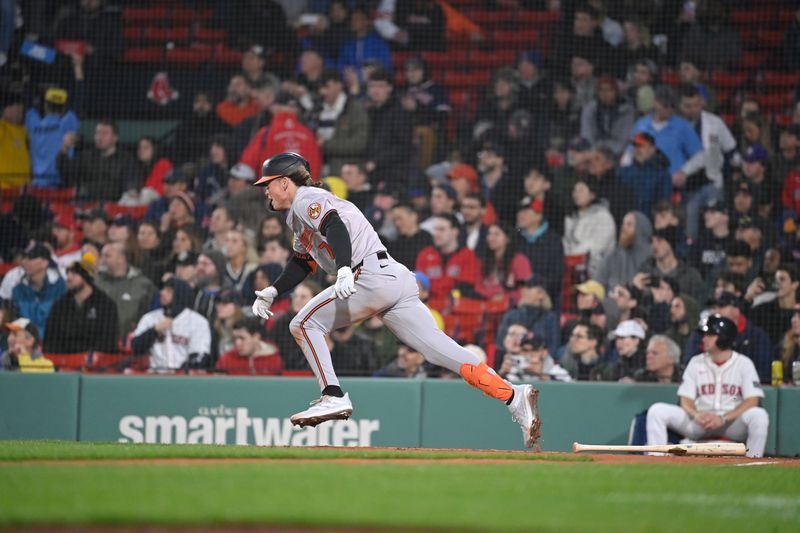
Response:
[320,212,352,270]
[272,254,314,296]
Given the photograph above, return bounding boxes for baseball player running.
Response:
[251,152,541,448]
[646,314,769,457]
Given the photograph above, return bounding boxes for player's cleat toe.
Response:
[508,384,542,448]
[290,393,353,428]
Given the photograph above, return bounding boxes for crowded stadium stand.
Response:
[1,0,799,385]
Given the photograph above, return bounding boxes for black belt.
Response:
[352,251,387,272]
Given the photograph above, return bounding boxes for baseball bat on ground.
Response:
[572,442,747,456]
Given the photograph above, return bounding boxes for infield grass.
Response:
[0,441,798,532]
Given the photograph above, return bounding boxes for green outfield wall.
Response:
[0,375,796,455]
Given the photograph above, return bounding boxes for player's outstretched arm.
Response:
[252,254,315,319]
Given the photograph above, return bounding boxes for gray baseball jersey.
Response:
[287,186,383,275]
[281,185,482,390]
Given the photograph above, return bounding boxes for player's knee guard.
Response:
[460,362,513,402]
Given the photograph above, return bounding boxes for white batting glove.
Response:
[252,286,278,319]
[334,266,356,299]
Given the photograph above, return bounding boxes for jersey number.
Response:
[319,242,335,260]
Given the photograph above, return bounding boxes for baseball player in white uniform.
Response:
[646,314,769,457]
[250,152,541,448]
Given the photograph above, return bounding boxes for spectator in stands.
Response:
[26,87,79,188]
[553,3,613,75]
[496,322,528,373]
[420,183,459,233]
[458,192,488,256]
[210,287,245,362]
[688,200,731,278]
[159,192,196,237]
[677,59,716,111]
[516,197,564,304]
[207,164,261,234]
[476,141,521,227]
[269,280,322,370]
[241,44,279,88]
[96,241,157,341]
[563,178,616,278]
[473,68,521,147]
[315,69,369,177]
[586,146,635,225]
[634,226,705,301]
[684,292,774,384]
[773,125,800,189]
[205,207,237,254]
[172,92,227,166]
[618,19,659,72]
[338,162,373,211]
[145,169,191,224]
[664,294,701,353]
[748,264,799,348]
[415,214,482,312]
[0,96,29,189]
[608,283,643,324]
[51,215,82,271]
[634,335,682,383]
[709,239,757,291]
[560,321,605,381]
[11,242,66,339]
[580,76,635,156]
[1,318,53,373]
[594,319,647,382]
[678,0,741,71]
[223,228,257,294]
[364,68,413,187]
[119,136,172,207]
[570,53,599,113]
[597,211,653,290]
[550,137,592,232]
[500,330,571,383]
[215,74,258,128]
[401,56,450,166]
[628,85,704,196]
[50,0,122,63]
[217,315,282,375]
[387,203,432,270]
[374,342,427,378]
[43,251,117,354]
[625,59,657,117]
[285,48,327,118]
[58,120,141,202]
[327,323,377,376]
[516,50,551,119]
[301,0,351,63]
[258,212,293,246]
[258,236,291,269]
[738,112,774,158]
[618,132,672,219]
[131,277,211,371]
[232,78,278,162]
[338,7,392,78]
[477,223,532,306]
[75,208,107,247]
[375,0,446,51]
[133,220,167,285]
[779,304,800,383]
[495,277,560,360]
[193,250,227,321]
[740,144,780,222]
[543,81,582,167]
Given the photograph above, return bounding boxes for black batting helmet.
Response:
[255,152,310,186]
[697,313,737,350]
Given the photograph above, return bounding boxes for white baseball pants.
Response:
[646,402,769,458]
[289,252,481,389]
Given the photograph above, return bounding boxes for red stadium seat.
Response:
[122,6,168,24]
[194,27,226,42]
[517,10,561,26]
[492,29,539,48]
[214,44,242,65]
[469,10,515,27]
[123,46,164,63]
[659,68,679,86]
[740,51,768,69]
[757,29,785,48]
[143,26,190,42]
[104,203,148,221]
[45,353,89,372]
[421,49,468,68]
[86,352,127,373]
[167,44,212,64]
[28,186,76,203]
[561,254,589,313]
[123,26,142,40]
[764,71,800,88]
[443,69,491,89]
[469,49,516,68]
[710,71,748,89]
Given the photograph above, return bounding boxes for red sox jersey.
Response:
[132,308,211,370]
[415,245,482,311]
[677,351,764,415]
[287,186,384,275]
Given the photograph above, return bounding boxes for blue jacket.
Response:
[338,32,392,76]
[11,274,67,339]
[617,152,672,217]
[630,115,703,174]
[495,306,561,361]
[25,109,80,187]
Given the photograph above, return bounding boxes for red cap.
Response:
[447,163,478,185]
[530,199,544,213]
[53,212,78,230]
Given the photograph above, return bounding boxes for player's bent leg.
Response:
[289,295,341,391]
[738,406,769,458]
[645,403,699,455]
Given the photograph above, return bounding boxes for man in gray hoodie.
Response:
[595,211,653,291]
